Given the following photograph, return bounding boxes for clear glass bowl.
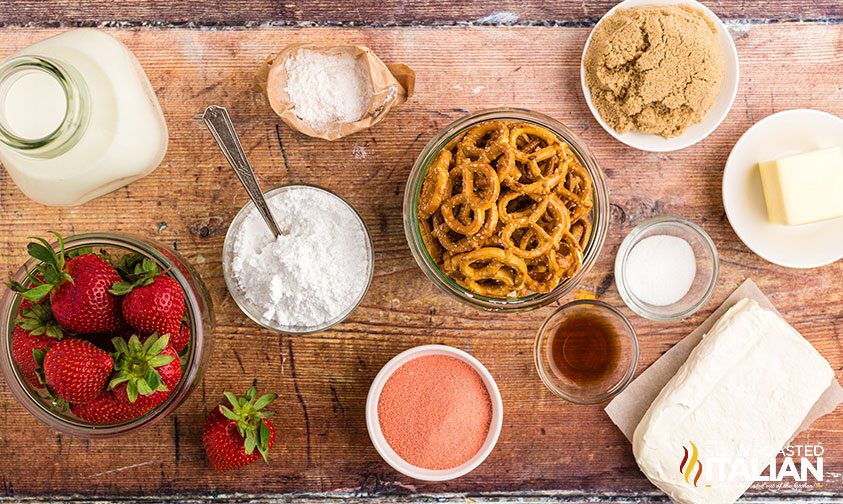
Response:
[222,184,374,334]
[534,300,638,404]
[615,216,719,321]
[403,108,610,311]
[0,233,214,438]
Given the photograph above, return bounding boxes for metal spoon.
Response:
[202,105,284,238]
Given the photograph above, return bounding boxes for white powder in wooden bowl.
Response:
[284,49,372,132]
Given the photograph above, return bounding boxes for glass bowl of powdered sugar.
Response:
[222,184,374,334]
[614,216,718,322]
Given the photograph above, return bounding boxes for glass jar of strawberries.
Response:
[0,232,214,437]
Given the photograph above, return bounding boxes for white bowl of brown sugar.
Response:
[580,0,739,152]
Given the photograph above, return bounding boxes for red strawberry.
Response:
[70,391,152,425]
[17,298,32,315]
[42,338,113,403]
[171,321,190,354]
[10,303,64,387]
[203,387,277,472]
[111,257,185,340]
[52,254,123,334]
[110,334,181,410]
[15,234,123,334]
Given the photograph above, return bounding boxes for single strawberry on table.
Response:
[109,333,181,410]
[10,302,63,387]
[203,387,277,472]
[42,337,113,404]
[111,255,186,347]
[14,233,124,334]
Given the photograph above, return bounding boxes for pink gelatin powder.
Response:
[377,354,492,470]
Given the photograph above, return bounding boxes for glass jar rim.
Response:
[0,232,211,438]
[0,55,89,157]
[403,107,610,311]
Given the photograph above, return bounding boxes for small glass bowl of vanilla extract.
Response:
[534,300,638,404]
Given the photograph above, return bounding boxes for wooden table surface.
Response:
[0,2,841,503]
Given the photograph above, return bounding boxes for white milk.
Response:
[0,29,168,206]
[3,70,67,139]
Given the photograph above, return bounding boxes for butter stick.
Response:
[759,146,843,225]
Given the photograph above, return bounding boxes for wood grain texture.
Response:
[0,0,841,26]
[0,23,841,500]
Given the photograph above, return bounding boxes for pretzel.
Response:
[418,150,452,219]
[417,120,594,298]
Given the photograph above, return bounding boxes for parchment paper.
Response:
[261,43,415,141]
[606,278,843,442]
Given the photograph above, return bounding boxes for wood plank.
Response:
[0,0,841,27]
[0,23,841,499]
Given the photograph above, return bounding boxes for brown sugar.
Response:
[584,5,724,138]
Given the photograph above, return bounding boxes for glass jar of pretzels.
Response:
[404,108,609,311]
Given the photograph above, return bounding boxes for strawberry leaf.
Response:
[51,232,66,271]
[254,393,277,411]
[111,256,161,295]
[148,355,175,367]
[258,421,271,462]
[219,405,239,421]
[111,337,129,355]
[66,247,93,259]
[146,334,170,356]
[224,392,239,410]
[126,381,139,403]
[27,242,56,265]
[244,433,256,455]
[19,284,53,303]
[108,374,131,388]
[16,232,73,303]
[215,387,276,461]
[16,305,63,340]
[136,379,153,397]
[32,348,47,385]
[109,281,135,296]
[109,334,175,402]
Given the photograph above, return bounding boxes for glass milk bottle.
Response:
[0,29,168,206]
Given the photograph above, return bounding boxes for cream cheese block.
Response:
[632,298,834,504]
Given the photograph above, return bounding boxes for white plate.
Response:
[722,109,843,268]
[580,0,739,152]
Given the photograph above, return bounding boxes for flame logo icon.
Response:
[679,441,703,487]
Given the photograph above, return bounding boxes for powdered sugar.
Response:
[284,49,372,132]
[230,186,371,329]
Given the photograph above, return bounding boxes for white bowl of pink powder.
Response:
[365,344,503,481]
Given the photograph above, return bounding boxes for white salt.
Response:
[284,49,372,132]
[625,235,696,306]
[231,187,371,328]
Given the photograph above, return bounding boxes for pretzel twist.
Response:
[417,120,594,298]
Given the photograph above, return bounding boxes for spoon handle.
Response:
[202,105,283,238]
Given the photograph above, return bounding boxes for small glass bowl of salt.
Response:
[615,216,719,322]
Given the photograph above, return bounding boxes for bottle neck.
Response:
[0,55,89,158]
